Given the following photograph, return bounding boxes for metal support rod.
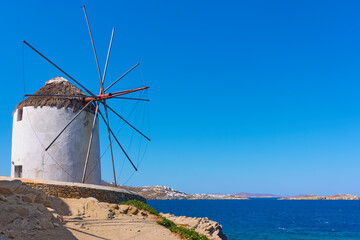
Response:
[98,109,138,171]
[105,63,140,92]
[22,40,96,98]
[45,100,94,151]
[113,96,150,101]
[99,28,116,185]
[81,12,117,183]
[84,86,149,102]
[82,102,99,183]
[103,101,117,186]
[101,28,115,91]
[105,103,151,141]
[82,5,102,85]
[109,86,149,97]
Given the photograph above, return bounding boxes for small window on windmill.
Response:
[17,109,23,121]
[14,165,22,178]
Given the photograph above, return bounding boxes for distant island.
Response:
[102,181,282,200]
[280,194,360,200]
[232,192,284,198]
[102,181,360,200]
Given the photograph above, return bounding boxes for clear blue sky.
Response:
[1,0,360,196]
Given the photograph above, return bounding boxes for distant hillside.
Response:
[121,185,248,200]
[232,192,284,198]
[123,185,189,200]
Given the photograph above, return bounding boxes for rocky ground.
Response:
[0,179,227,240]
[161,213,227,240]
[0,179,68,240]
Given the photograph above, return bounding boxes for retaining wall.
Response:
[0,176,145,204]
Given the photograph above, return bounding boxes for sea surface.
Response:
[148,199,360,240]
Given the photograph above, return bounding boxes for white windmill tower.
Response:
[11,6,150,186]
[12,77,101,184]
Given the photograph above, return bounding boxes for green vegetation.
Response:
[157,217,209,240]
[120,200,160,216]
[120,200,209,240]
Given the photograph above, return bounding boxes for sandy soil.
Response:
[63,215,180,240]
[6,215,180,240]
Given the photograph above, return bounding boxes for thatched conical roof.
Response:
[16,77,95,113]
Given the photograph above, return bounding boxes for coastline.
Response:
[0,178,226,240]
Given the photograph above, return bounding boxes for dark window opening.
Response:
[14,165,22,178]
[17,109,23,121]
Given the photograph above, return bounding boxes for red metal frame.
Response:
[85,86,149,102]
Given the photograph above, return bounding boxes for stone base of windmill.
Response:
[0,176,145,204]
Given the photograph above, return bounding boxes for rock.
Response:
[0,180,64,239]
[160,213,227,240]
[0,188,12,196]
[13,206,30,217]
[139,210,148,217]
[0,180,22,193]
[35,204,46,212]
[85,198,100,212]
[7,232,14,239]
[60,197,117,219]
[108,210,115,219]
[118,204,130,214]
[50,197,70,215]
[21,193,36,203]
[127,206,139,215]
[108,203,119,210]
[47,207,64,223]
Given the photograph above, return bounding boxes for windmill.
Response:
[11,5,150,187]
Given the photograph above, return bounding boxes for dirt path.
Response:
[63,215,180,240]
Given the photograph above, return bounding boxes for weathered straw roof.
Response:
[16,77,95,113]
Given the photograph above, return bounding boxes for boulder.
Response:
[127,206,139,215]
[0,180,64,239]
[160,213,227,240]
[118,204,130,214]
[60,197,116,219]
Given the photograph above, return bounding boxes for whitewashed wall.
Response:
[11,106,101,185]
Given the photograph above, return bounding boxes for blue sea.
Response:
[148,199,360,240]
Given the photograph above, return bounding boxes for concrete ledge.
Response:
[0,176,146,204]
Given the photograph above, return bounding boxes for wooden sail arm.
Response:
[85,86,149,102]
